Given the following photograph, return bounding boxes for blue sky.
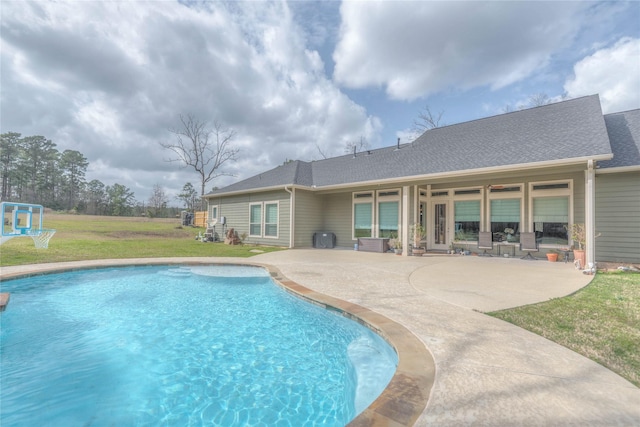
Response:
[2,1,639,202]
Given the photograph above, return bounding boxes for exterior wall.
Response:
[321,192,353,248]
[595,171,640,263]
[208,165,592,253]
[293,189,324,248]
[209,190,290,247]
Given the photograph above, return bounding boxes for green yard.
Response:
[0,213,283,267]
[489,271,640,387]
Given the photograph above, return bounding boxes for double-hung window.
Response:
[453,188,482,242]
[249,203,262,237]
[530,181,571,246]
[264,203,278,237]
[489,185,522,243]
[249,202,279,238]
[377,190,400,238]
[353,192,373,238]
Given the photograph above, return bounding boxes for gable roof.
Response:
[207,95,614,197]
[600,109,640,170]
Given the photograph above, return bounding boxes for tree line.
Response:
[0,132,200,217]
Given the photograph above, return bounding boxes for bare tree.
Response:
[502,92,553,113]
[315,143,329,159]
[528,93,552,107]
[148,183,168,217]
[344,136,370,155]
[413,105,446,134]
[163,114,239,210]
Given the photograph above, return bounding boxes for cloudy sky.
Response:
[2,1,639,204]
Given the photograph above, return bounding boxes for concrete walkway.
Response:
[2,251,639,425]
[250,250,639,426]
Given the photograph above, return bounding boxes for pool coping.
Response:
[0,259,435,427]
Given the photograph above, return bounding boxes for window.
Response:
[249,203,262,237]
[377,189,400,238]
[454,200,480,241]
[249,202,278,238]
[378,201,399,238]
[264,203,278,237]
[533,196,569,245]
[530,181,572,246]
[488,184,522,243]
[209,205,218,222]
[490,199,521,242]
[353,192,373,238]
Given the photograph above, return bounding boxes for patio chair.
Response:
[477,231,493,256]
[520,232,538,260]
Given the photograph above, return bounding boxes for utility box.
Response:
[313,232,336,249]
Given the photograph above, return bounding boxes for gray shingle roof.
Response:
[600,109,640,169]
[207,95,615,196]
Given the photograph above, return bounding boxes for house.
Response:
[204,95,640,265]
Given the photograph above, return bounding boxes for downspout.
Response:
[284,186,294,249]
[585,160,596,267]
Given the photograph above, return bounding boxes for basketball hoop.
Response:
[27,229,56,249]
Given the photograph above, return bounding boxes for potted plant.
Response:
[389,238,402,255]
[546,250,558,262]
[568,223,586,268]
[410,223,426,256]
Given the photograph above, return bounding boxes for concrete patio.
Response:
[252,249,640,426]
[1,250,639,425]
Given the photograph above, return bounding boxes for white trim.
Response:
[585,161,595,265]
[284,186,294,248]
[402,186,409,257]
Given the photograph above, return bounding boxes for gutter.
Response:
[596,165,640,174]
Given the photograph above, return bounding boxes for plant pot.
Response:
[573,249,586,269]
[546,253,558,262]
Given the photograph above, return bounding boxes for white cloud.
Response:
[333,1,587,100]
[1,1,379,201]
[564,37,640,113]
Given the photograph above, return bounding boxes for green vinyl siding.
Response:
[214,190,290,247]
[595,172,640,263]
[293,190,324,248]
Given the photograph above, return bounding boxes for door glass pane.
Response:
[434,203,446,245]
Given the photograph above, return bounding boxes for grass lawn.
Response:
[489,271,640,387]
[0,213,283,267]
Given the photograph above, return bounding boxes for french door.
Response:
[432,201,450,251]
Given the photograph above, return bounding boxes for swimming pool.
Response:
[0,265,397,426]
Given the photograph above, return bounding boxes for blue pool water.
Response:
[0,265,397,426]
